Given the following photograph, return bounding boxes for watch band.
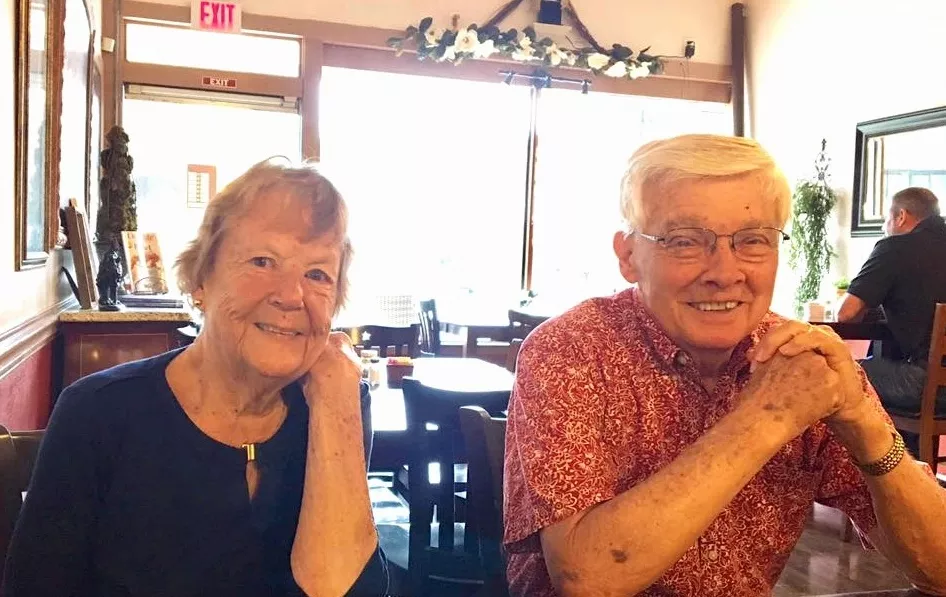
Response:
[856,432,906,477]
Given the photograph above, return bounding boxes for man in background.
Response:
[837,186,946,423]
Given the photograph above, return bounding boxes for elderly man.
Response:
[503,135,946,597]
[837,187,946,421]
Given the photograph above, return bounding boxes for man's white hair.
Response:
[619,134,792,230]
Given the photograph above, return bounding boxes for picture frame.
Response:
[56,0,95,238]
[63,202,97,309]
[87,54,103,231]
[14,0,59,269]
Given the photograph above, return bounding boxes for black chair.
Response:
[351,324,420,358]
[507,309,547,340]
[381,377,510,596]
[458,407,509,596]
[0,425,44,566]
[504,338,524,373]
[418,300,441,356]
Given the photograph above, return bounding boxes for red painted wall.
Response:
[0,340,55,431]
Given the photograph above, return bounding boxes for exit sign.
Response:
[202,76,237,88]
[191,0,241,34]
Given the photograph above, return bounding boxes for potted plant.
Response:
[788,140,837,318]
[834,277,850,300]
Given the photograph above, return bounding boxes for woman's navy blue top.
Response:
[2,349,387,596]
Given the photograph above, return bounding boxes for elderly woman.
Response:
[3,161,387,596]
[503,134,946,596]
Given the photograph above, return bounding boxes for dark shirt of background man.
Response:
[847,214,946,364]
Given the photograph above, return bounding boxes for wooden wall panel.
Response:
[0,339,56,431]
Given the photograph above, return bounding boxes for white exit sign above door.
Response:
[191,0,242,34]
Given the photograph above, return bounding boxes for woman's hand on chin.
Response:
[302,331,363,408]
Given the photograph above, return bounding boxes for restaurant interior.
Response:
[1,0,945,595]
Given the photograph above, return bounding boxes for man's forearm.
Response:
[292,393,378,597]
[835,412,946,593]
[542,403,794,596]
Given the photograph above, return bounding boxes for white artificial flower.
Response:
[424,27,444,47]
[441,45,457,62]
[586,52,610,70]
[565,52,577,66]
[455,28,480,53]
[604,61,628,77]
[473,38,497,59]
[512,46,534,61]
[628,62,651,79]
[546,43,568,66]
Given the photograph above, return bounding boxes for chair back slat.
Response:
[352,324,420,358]
[1,425,44,566]
[504,338,524,373]
[418,299,441,356]
[401,378,509,591]
[507,310,547,340]
[921,303,946,415]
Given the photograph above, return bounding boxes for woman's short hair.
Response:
[619,134,791,229]
[176,158,353,313]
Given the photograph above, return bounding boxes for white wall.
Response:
[0,0,102,331]
[140,0,737,65]
[747,0,946,312]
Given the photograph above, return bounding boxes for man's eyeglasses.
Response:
[633,227,790,262]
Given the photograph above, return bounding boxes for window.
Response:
[122,86,302,292]
[318,67,532,323]
[125,22,301,77]
[530,90,732,303]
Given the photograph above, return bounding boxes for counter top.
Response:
[59,307,193,323]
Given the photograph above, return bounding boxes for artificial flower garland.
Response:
[387,18,662,80]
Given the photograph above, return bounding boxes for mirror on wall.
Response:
[852,107,946,237]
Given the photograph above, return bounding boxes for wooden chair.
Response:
[389,377,510,596]
[504,338,524,373]
[351,324,420,358]
[418,300,441,356]
[0,425,44,565]
[889,303,946,469]
[458,407,509,596]
[507,309,547,340]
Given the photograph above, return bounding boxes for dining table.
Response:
[366,357,515,471]
[809,319,900,360]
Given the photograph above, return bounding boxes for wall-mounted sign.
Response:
[201,76,237,89]
[191,0,241,34]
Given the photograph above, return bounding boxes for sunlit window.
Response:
[125,22,300,77]
[122,88,302,292]
[530,90,732,305]
[318,67,532,324]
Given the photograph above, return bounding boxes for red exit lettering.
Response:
[198,1,237,32]
[202,76,237,88]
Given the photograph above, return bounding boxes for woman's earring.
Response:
[193,299,203,310]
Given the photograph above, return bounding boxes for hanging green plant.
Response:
[788,140,837,317]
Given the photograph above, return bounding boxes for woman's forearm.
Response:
[541,401,793,596]
[292,392,378,597]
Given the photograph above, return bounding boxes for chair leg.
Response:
[840,516,856,543]
[918,432,937,470]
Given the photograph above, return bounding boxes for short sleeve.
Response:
[847,239,900,308]
[502,324,618,552]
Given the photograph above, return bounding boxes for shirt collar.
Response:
[626,287,769,375]
[914,215,946,234]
